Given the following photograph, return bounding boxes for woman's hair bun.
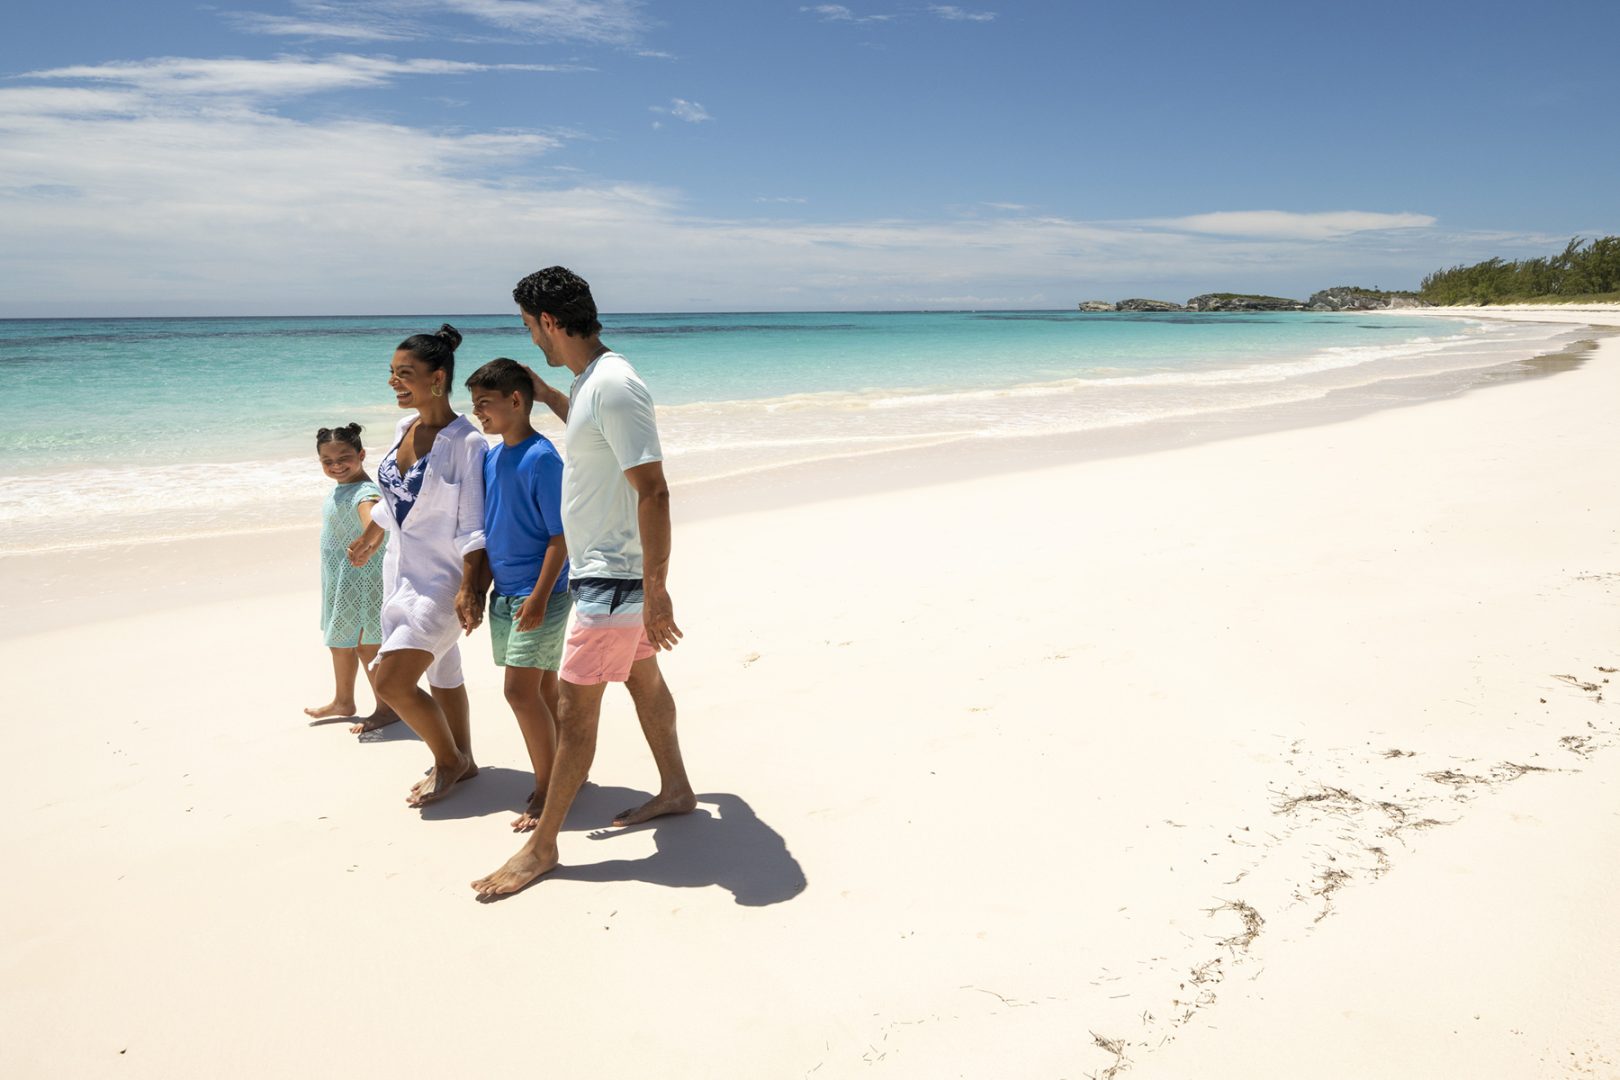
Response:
[435,323,462,351]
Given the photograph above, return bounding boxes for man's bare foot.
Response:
[304,700,357,720]
[612,789,697,827]
[349,710,401,735]
[511,789,547,833]
[471,840,558,900]
[405,755,477,807]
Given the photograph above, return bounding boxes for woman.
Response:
[349,324,489,806]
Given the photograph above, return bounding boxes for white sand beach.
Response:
[2,306,1618,1079]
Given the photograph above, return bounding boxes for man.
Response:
[472,266,694,900]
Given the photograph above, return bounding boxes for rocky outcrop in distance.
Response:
[1075,288,1434,312]
[1186,294,1304,312]
[1116,298,1184,312]
[1306,287,1430,311]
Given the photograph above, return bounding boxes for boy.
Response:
[465,357,572,832]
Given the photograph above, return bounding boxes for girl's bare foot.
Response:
[349,710,401,735]
[511,789,547,833]
[304,700,358,720]
[406,755,477,807]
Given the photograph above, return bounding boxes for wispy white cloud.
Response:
[224,12,412,41]
[225,0,651,47]
[651,97,712,123]
[22,54,574,99]
[929,5,995,21]
[756,195,809,204]
[799,5,896,24]
[1145,210,1437,240]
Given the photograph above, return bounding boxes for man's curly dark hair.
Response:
[512,266,602,338]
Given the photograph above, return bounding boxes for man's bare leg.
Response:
[471,679,606,898]
[504,666,558,832]
[612,655,696,827]
[305,647,359,718]
[349,643,400,733]
[374,650,473,806]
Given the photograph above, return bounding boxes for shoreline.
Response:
[3,306,1617,1077]
[1,322,1608,639]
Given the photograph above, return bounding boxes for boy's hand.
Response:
[347,533,382,567]
[455,589,486,635]
[516,592,549,633]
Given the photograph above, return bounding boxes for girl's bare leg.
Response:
[305,647,359,718]
[349,643,400,733]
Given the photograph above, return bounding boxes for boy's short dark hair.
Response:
[513,266,602,337]
[464,357,534,406]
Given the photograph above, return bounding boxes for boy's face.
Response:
[319,442,365,483]
[470,387,528,435]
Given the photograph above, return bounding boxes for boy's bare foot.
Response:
[511,789,547,833]
[349,710,400,735]
[406,754,477,807]
[471,840,558,900]
[304,700,357,720]
[611,789,698,828]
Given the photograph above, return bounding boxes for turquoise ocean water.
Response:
[0,310,1583,553]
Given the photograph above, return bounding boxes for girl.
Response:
[350,324,489,807]
[304,423,399,734]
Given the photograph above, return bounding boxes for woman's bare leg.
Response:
[349,643,400,733]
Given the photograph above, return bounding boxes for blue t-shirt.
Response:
[483,434,568,598]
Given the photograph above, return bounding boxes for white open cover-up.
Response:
[368,413,487,688]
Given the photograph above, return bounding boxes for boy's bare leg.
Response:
[350,643,400,733]
[472,679,606,898]
[612,655,696,826]
[504,666,558,832]
[373,650,474,806]
[305,647,359,718]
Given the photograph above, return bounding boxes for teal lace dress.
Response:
[320,480,385,647]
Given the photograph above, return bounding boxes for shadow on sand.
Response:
[548,790,807,907]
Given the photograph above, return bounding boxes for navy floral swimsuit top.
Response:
[377,441,429,525]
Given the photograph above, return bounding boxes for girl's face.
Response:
[388,349,443,410]
[318,441,365,483]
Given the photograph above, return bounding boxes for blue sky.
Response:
[2,0,1616,315]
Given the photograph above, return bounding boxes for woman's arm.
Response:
[451,428,488,631]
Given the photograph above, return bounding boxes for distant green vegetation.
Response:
[1420,236,1620,305]
[1319,285,1419,300]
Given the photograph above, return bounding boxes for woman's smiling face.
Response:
[388,349,440,409]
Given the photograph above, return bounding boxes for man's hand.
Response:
[347,531,383,568]
[455,589,486,635]
[642,584,683,651]
[524,365,569,423]
[516,592,548,633]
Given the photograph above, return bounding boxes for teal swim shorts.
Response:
[489,590,572,670]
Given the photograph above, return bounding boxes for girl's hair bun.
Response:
[316,423,366,451]
[435,323,463,351]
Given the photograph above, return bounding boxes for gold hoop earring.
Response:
[432,384,444,398]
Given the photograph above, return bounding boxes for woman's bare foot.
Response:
[349,710,401,735]
[611,789,698,828]
[471,840,558,900]
[304,700,357,720]
[405,754,477,807]
[510,788,547,833]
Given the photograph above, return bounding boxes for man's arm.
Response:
[525,366,569,424]
[625,460,681,651]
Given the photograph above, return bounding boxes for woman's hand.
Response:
[456,588,486,635]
